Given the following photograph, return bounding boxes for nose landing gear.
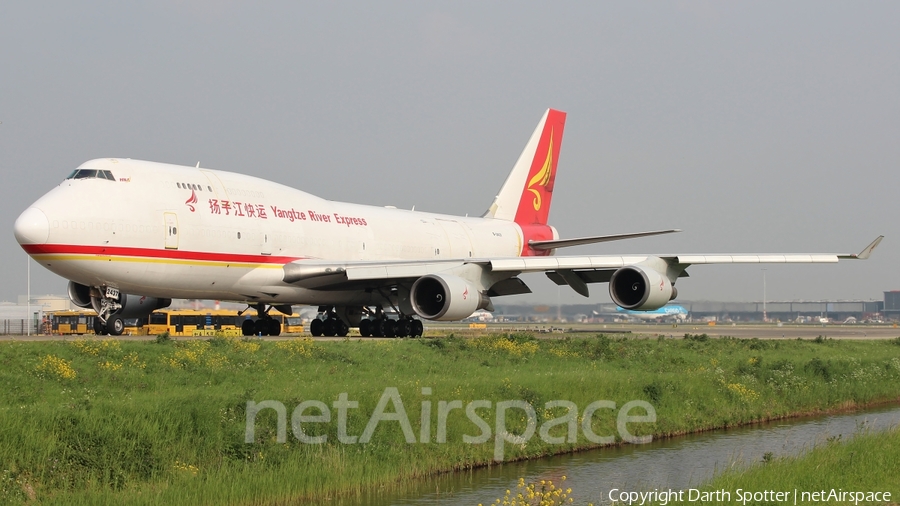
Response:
[93,286,126,336]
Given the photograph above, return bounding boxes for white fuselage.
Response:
[22,158,543,305]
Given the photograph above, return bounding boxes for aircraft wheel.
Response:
[93,317,105,335]
[322,318,337,337]
[359,319,372,337]
[268,319,281,337]
[309,318,323,337]
[253,319,269,336]
[411,320,424,337]
[396,319,411,338]
[107,316,125,336]
[337,321,349,337]
[383,319,397,338]
[241,319,255,336]
[371,319,384,337]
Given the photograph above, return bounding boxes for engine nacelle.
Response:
[609,265,676,311]
[67,281,94,309]
[410,274,489,321]
[67,281,172,318]
[116,293,173,318]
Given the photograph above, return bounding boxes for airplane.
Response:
[614,304,689,322]
[13,109,883,338]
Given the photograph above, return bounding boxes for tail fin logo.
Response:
[526,132,554,211]
[185,190,198,212]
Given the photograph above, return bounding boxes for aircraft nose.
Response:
[14,207,50,245]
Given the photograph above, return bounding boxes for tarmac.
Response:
[3,323,899,341]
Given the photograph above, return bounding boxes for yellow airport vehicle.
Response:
[49,310,96,335]
[145,309,244,336]
[48,310,147,335]
[145,309,304,337]
[281,314,305,334]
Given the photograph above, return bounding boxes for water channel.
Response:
[328,404,900,506]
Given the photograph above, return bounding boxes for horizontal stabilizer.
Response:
[528,229,681,251]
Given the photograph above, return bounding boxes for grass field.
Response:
[680,425,900,505]
[2,333,900,505]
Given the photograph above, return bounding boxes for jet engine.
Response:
[410,274,490,321]
[67,281,94,309]
[609,266,677,311]
[67,281,172,318]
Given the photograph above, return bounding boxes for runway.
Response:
[423,322,900,340]
[583,323,900,340]
[3,323,898,341]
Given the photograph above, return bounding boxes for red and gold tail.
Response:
[483,109,566,227]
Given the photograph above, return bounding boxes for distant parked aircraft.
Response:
[615,304,689,322]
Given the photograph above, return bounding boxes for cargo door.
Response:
[201,170,228,200]
[436,219,474,259]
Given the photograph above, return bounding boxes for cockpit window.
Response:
[71,169,97,179]
[66,169,116,181]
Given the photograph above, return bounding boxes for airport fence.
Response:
[0,319,36,335]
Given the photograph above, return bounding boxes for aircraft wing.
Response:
[282,236,882,298]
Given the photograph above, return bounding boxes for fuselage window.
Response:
[208,186,212,192]
[177,183,182,189]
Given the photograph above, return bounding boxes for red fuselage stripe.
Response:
[21,244,303,264]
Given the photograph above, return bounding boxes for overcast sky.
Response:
[1,2,897,307]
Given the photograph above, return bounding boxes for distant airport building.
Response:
[678,300,883,323]
[884,291,900,321]
[18,294,75,312]
[496,294,891,323]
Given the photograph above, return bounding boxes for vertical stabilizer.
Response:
[483,109,567,226]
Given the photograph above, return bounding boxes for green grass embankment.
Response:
[679,426,900,505]
[1,334,900,504]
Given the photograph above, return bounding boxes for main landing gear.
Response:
[309,309,349,337]
[240,303,282,337]
[308,306,424,338]
[358,316,423,338]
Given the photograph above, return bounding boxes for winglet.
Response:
[839,235,883,260]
